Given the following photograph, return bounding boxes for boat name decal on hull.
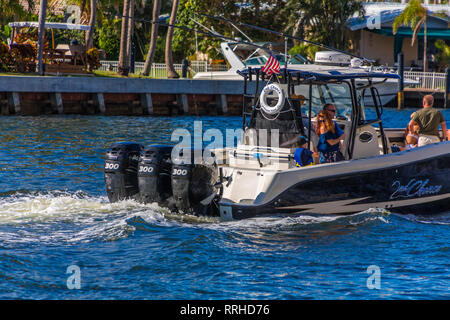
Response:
[390,179,442,200]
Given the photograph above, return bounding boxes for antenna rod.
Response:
[106,12,288,59]
[199,13,375,63]
[158,21,286,57]
[190,17,222,37]
[228,21,253,42]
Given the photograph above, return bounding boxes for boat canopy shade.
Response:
[8,22,90,31]
[347,3,450,31]
[239,66,401,81]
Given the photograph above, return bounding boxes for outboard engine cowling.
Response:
[171,163,192,211]
[104,142,143,202]
[138,145,173,204]
[171,148,219,216]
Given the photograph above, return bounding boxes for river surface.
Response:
[0,108,449,299]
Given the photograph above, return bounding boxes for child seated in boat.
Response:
[294,136,315,167]
[392,124,419,152]
[401,133,418,151]
[401,123,419,150]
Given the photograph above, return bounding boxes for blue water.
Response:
[0,108,449,300]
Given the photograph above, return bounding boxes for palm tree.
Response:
[59,0,100,55]
[126,0,135,60]
[393,0,429,72]
[165,0,180,79]
[79,0,87,18]
[85,0,97,49]
[36,0,48,75]
[141,0,161,76]
[118,0,131,76]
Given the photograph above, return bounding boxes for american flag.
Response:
[261,53,280,76]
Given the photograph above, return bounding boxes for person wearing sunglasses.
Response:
[323,103,345,136]
[315,110,345,163]
[323,103,345,152]
[323,103,337,118]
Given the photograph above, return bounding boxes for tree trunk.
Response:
[36,0,47,75]
[423,19,427,73]
[80,0,86,18]
[142,0,161,76]
[126,0,135,59]
[85,0,97,50]
[118,0,131,76]
[126,0,135,73]
[165,0,180,79]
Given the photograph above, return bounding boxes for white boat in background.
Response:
[193,41,416,107]
[193,41,308,80]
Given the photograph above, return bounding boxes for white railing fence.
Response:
[189,61,229,73]
[403,71,446,90]
[99,60,228,78]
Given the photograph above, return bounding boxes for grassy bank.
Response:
[0,70,155,78]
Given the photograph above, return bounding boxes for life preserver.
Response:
[259,83,285,115]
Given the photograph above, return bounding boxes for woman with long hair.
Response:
[315,110,345,163]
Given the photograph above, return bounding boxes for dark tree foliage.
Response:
[2,0,367,64]
[282,0,364,50]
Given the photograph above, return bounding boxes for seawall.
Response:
[0,76,257,116]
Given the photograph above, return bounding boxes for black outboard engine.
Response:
[104,142,143,202]
[171,148,219,216]
[138,145,173,205]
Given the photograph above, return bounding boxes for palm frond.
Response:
[392,0,427,35]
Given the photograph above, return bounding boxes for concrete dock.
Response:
[0,76,254,116]
[403,88,446,108]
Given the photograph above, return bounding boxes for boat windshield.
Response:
[244,56,267,66]
[292,82,353,119]
[276,55,305,65]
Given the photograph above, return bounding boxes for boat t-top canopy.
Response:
[239,65,401,82]
[283,69,401,81]
[8,21,90,31]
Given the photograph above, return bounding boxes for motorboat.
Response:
[193,41,417,107]
[104,66,449,220]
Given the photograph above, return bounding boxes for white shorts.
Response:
[418,134,441,147]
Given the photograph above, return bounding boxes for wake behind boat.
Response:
[104,65,449,220]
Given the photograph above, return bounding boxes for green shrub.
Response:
[98,19,121,60]
[0,42,12,71]
[289,44,319,62]
[87,48,102,71]
[435,40,450,72]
